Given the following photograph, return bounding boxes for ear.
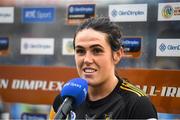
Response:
[113,47,124,64]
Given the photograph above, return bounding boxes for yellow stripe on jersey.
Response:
[120,82,146,97]
[123,82,146,96]
[120,86,142,97]
[122,82,146,96]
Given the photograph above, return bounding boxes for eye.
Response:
[92,48,103,54]
[75,48,86,55]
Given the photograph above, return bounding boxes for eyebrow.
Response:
[75,44,104,49]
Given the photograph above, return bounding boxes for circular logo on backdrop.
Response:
[111,9,118,17]
[23,43,29,49]
[69,6,74,13]
[65,40,74,53]
[162,5,174,18]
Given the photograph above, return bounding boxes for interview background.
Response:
[0,0,180,119]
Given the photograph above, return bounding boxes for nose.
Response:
[84,52,93,65]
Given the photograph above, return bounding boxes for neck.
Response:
[88,76,118,101]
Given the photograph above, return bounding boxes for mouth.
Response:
[83,67,97,73]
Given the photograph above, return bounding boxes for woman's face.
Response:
[74,28,119,87]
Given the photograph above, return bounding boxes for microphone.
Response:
[54,78,88,119]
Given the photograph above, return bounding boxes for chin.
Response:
[88,80,101,87]
[85,79,95,85]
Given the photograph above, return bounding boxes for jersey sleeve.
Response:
[130,96,158,119]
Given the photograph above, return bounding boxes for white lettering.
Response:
[34,81,44,90]
[83,88,87,96]
[0,79,9,89]
[166,87,177,97]
[24,80,35,90]
[25,10,36,18]
[176,88,180,97]
[161,86,166,96]
[142,85,148,93]
[37,11,51,19]
[12,79,20,89]
[136,85,179,97]
[74,7,93,12]
[123,40,139,45]
[50,81,63,91]
[70,83,81,88]
[149,86,157,96]
[19,80,24,89]
[11,79,63,91]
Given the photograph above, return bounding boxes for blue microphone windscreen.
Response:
[61,78,88,106]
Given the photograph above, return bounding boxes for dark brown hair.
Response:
[73,17,123,51]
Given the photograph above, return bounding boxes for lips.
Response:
[83,67,97,73]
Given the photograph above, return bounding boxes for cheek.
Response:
[100,56,114,69]
[75,57,79,66]
[75,56,82,69]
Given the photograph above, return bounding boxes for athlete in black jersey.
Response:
[51,78,157,119]
[49,17,157,119]
[77,77,158,119]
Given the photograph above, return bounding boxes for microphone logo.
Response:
[64,82,82,89]
[83,88,87,97]
[63,80,88,98]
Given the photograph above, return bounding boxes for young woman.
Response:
[49,17,157,119]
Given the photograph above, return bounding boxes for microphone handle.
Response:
[54,97,73,119]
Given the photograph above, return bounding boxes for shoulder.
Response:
[116,80,157,118]
[116,79,151,110]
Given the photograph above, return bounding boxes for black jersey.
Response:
[53,79,158,119]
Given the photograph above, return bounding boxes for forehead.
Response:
[75,29,109,47]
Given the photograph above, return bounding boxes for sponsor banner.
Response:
[0,37,9,50]
[0,66,77,104]
[156,39,180,57]
[62,38,74,55]
[0,66,179,114]
[122,37,142,58]
[0,37,9,56]
[20,38,54,55]
[21,7,55,23]
[0,7,14,23]
[109,4,147,22]
[21,113,47,120]
[67,4,95,25]
[119,69,180,114]
[158,2,180,21]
